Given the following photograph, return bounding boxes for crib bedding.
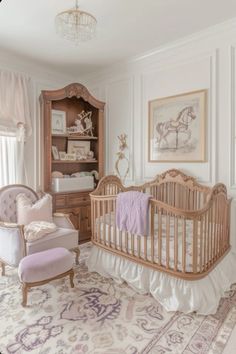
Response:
[96,213,202,273]
[87,245,236,314]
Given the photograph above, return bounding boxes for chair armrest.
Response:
[0,223,26,267]
[0,221,22,229]
[53,213,75,229]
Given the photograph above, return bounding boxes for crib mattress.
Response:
[95,213,202,272]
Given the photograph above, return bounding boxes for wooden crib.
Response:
[90,169,231,280]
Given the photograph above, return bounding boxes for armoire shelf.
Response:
[52,134,98,140]
[52,160,98,164]
[40,83,105,243]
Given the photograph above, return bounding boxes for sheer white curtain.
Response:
[0,135,17,187]
[0,70,32,187]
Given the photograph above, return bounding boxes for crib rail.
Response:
[90,170,231,280]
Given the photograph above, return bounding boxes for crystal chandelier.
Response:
[55,0,97,43]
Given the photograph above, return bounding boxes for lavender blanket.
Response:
[116,191,151,236]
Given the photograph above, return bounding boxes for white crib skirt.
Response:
[86,245,236,315]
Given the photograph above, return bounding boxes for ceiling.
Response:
[0,0,236,76]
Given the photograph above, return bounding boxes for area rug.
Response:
[0,243,236,354]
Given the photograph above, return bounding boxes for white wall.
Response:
[81,19,236,247]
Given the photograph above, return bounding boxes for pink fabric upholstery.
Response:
[0,185,38,223]
[18,248,73,283]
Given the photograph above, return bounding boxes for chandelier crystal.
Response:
[55,0,97,43]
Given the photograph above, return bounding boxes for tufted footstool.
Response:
[18,247,74,306]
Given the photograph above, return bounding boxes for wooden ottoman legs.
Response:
[21,269,74,307]
[0,262,5,276]
[71,247,80,265]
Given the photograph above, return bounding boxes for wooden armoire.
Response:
[40,83,105,243]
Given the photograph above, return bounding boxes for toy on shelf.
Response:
[67,110,94,136]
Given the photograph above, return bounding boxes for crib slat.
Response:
[219,198,222,256]
[217,199,220,255]
[192,220,198,273]
[151,204,154,263]
[158,209,162,265]
[91,200,94,241]
[199,216,203,272]
[131,234,134,256]
[217,198,221,257]
[125,231,128,253]
[175,185,178,208]
[138,236,141,258]
[144,233,147,261]
[207,209,210,269]
[194,191,198,210]
[108,199,111,248]
[212,202,216,261]
[174,217,178,271]
[218,198,222,257]
[102,200,106,245]
[119,230,122,251]
[113,198,117,250]
[210,206,214,264]
[97,200,101,243]
[182,218,186,273]
[91,200,94,240]
[203,211,207,271]
[214,200,217,260]
[166,213,170,269]
[216,199,219,258]
[222,205,226,253]
[220,199,224,255]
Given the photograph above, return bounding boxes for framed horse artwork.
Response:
[148,89,207,162]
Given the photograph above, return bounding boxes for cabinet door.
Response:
[82,205,91,233]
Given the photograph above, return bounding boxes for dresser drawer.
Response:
[68,194,90,206]
[55,195,67,207]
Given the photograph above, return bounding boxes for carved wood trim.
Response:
[40,83,105,110]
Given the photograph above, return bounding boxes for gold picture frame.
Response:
[148,89,207,162]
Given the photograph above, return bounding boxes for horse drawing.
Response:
[155,106,196,149]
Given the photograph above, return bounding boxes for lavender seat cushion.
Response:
[18,248,73,283]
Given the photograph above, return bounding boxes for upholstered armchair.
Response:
[0,185,80,276]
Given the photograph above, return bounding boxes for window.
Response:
[0,135,17,187]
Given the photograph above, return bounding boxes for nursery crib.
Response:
[88,169,234,314]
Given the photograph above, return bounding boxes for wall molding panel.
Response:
[105,76,134,182]
[230,45,236,190]
[139,50,218,184]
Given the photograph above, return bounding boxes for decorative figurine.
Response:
[115,133,130,183]
[67,110,94,136]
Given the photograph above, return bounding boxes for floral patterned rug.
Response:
[0,243,236,354]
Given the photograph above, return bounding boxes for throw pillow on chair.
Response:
[16,193,53,224]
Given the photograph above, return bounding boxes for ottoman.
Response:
[18,247,74,306]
